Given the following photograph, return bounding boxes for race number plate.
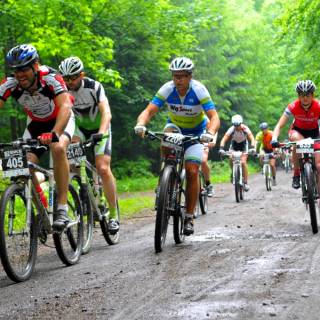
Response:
[1,148,29,177]
[161,133,184,151]
[296,138,314,154]
[67,143,86,164]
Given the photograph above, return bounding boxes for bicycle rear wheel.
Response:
[173,169,185,244]
[0,183,37,282]
[53,184,83,265]
[70,175,93,254]
[304,162,318,234]
[234,166,240,203]
[100,199,120,245]
[199,171,208,214]
[155,166,174,252]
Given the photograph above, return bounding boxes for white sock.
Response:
[57,204,68,212]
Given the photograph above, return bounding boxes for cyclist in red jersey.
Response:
[271,80,320,189]
[0,44,75,230]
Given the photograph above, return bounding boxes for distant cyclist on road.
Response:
[59,56,119,233]
[271,80,320,189]
[0,44,74,230]
[219,114,255,191]
[255,122,277,186]
[134,57,220,236]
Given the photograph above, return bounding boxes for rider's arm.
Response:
[272,114,289,141]
[52,92,73,136]
[219,134,230,148]
[98,99,111,134]
[206,109,220,136]
[136,103,159,126]
[248,132,255,147]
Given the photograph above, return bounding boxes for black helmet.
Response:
[259,122,268,130]
[295,80,316,94]
[6,44,39,68]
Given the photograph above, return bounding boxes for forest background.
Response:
[0,0,317,180]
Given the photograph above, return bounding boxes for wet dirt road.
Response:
[1,170,320,320]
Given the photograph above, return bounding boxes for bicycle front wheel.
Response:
[304,162,318,234]
[265,165,272,191]
[155,166,174,253]
[0,183,38,282]
[71,175,93,255]
[53,184,83,265]
[173,169,185,244]
[285,156,290,173]
[234,166,240,203]
[199,171,208,215]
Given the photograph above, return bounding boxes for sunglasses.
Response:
[13,65,32,73]
[172,73,191,80]
[298,92,313,97]
[63,74,80,81]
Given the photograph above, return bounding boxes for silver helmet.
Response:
[169,57,194,72]
[59,56,84,76]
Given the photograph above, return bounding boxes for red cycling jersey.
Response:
[0,65,72,122]
[284,99,320,130]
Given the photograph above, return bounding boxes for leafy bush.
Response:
[112,157,154,179]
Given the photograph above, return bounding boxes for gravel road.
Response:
[1,170,320,320]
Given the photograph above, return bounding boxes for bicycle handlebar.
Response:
[145,130,200,143]
[0,138,40,149]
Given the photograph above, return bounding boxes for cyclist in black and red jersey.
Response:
[0,44,75,230]
[272,80,320,189]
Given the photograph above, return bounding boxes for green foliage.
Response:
[119,196,154,219]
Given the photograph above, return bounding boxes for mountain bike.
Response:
[281,138,320,234]
[262,153,273,191]
[0,139,83,282]
[67,134,120,254]
[222,151,244,202]
[146,130,200,253]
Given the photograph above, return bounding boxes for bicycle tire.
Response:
[265,165,272,191]
[53,184,83,265]
[155,165,174,252]
[173,169,185,244]
[199,171,208,215]
[70,175,93,255]
[0,183,38,282]
[100,199,120,245]
[304,162,318,234]
[285,157,290,173]
[234,166,240,203]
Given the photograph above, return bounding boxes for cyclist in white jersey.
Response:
[219,114,255,191]
[135,57,220,235]
[59,57,119,233]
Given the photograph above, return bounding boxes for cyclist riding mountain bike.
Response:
[134,57,220,236]
[255,122,277,186]
[59,56,119,233]
[271,80,320,189]
[219,114,255,191]
[0,44,74,230]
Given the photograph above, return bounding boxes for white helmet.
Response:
[59,56,84,76]
[231,114,243,126]
[295,80,316,94]
[169,57,194,72]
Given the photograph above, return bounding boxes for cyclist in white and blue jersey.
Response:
[135,57,220,235]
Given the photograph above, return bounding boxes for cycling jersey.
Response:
[0,65,68,122]
[284,99,320,130]
[69,77,109,131]
[225,125,252,143]
[255,130,273,151]
[151,79,215,135]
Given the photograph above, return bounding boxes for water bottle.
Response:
[36,184,48,208]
